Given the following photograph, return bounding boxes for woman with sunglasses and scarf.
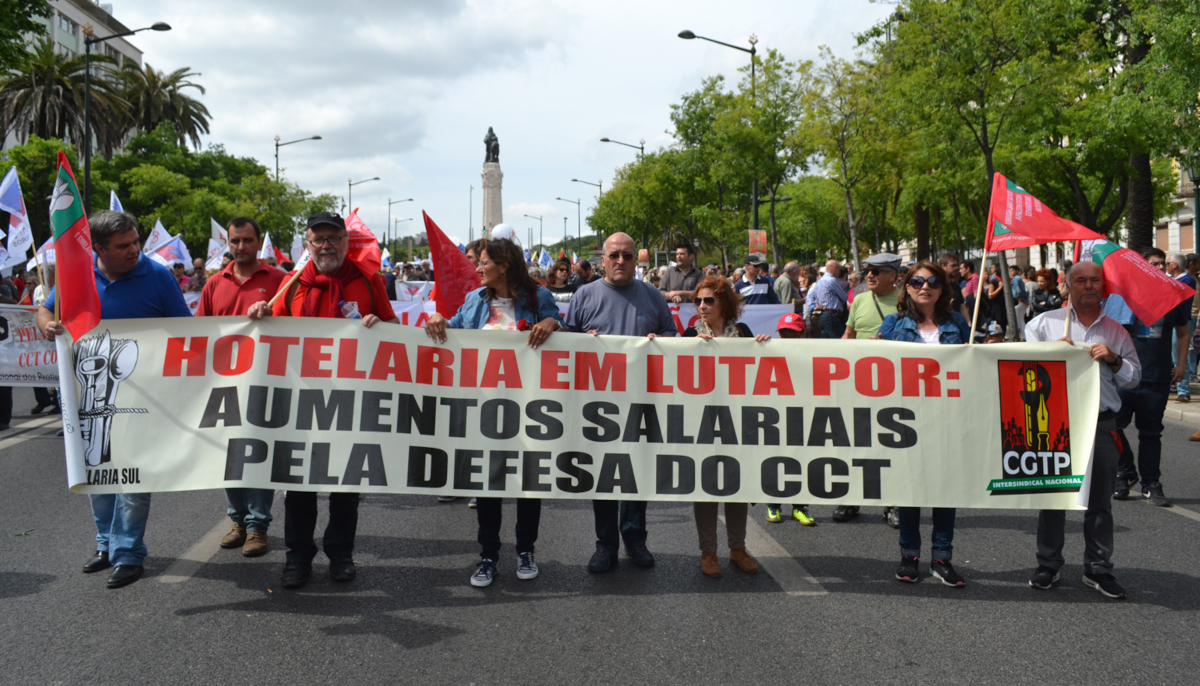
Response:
[877,261,972,587]
[682,276,770,578]
[425,238,562,588]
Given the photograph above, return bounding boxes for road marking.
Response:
[158,518,231,584]
[0,415,62,452]
[1145,499,1200,524]
[730,515,827,596]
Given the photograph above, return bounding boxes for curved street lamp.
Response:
[600,137,645,158]
[347,177,380,211]
[274,135,322,182]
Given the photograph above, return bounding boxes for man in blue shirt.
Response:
[38,210,191,589]
[735,254,780,305]
[806,259,849,338]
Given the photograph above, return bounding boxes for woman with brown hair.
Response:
[682,276,769,577]
[877,261,971,587]
[545,258,577,302]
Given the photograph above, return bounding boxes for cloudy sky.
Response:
[114,0,894,247]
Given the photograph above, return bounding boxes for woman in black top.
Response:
[545,258,577,303]
[1031,268,1063,315]
[683,276,769,579]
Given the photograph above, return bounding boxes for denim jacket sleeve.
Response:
[948,312,971,344]
[448,288,487,329]
[877,313,902,341]
[535,287,561,323]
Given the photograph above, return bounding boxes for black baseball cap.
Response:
[745,254,767,267]
[307,211,346,231]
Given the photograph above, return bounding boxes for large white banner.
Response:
[0,305,57,386]
[62,316,1100,510]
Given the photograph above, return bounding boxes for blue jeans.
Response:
[225,488,275,533]
[818,310,847,338]
[1176,318,1197,397]
[90,493,151,567]
[897,507,955,560]
[1115,381,1171,486]
[593,500,647,553]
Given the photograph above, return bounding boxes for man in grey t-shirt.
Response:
[565,232,677,573]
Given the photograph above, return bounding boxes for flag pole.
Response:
[1062,294,1072,339]
[968,257,986,345]
[267,270,300,308]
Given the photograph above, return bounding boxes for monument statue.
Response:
[484,127,500,164]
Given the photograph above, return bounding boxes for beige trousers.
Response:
[693,502,748,554]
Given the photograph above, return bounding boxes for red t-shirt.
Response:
[196,261,288,316]
[271,268,396,320]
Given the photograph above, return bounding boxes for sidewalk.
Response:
[1165,397,1200,428]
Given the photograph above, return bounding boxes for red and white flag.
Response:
[984,173,1103,252]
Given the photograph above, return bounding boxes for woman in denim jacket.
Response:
[877,261,970,587]
[425,238,561,589]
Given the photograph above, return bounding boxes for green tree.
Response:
[121,62,211,150]
[0,134,78,243]
[0,0,51,72]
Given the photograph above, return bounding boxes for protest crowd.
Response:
[14,193,1197,603]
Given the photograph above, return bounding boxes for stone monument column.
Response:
[481,127,503,233]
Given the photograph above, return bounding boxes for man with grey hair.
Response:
[775,261,801,310]
[37,210,192,589]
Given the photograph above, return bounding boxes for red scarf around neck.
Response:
[297,259,360,317]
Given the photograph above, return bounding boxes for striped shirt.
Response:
[807,273,848,312]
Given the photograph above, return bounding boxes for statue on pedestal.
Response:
[484,127,500,164]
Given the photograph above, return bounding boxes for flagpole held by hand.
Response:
[1062,295,1072,339]
[267,270,300,308]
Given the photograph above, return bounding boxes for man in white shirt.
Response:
[1024,261,1140,599]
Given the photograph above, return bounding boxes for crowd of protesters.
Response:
[25,209,1200,603]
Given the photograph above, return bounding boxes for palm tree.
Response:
[0,39,128,157]
[121,62,210,149]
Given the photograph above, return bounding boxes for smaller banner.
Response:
[0,305,57,386]
[749,230,767,258]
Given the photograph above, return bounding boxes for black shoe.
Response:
[83,550,111,574]
[832,505,860,523]
[895,554,919,583]
[930,559,965,587]
[625,543,655,568]
[330,558,356,582]
[884,506,900,529]
[1142,482,1172,507]
[105,565,143,589]
[30,403,50,415]
[281,561,312,589]
[1083,572,1126,599]
[1113,475,1138,500]
[1028,565,1060,590]
[587,549,617,573]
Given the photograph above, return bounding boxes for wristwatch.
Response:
[1107,355,1123,371]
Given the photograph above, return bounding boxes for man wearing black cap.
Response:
[248,211,399,590]
[736,254,780,305]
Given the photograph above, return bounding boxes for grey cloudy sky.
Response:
[114,0,893,247]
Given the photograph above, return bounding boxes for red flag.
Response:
[1079,238,1195,324]
[423,211,479,318]
[274,246,287,264]
[984,173,1103,252]
[345,209,382,276]
[48,152,100,338]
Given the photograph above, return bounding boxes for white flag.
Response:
[148,235,193,268]
[205,238,225,271]
[0,166,34,257]
[259,232,275,260]
[290,234,304,262]
[109,190,123,212]
[143,219,171,254]
[292,249,310,272]
[210,217,227,245]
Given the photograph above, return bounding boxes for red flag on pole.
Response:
[984,173,1103,252]
[344,209,382,276]
[423,211,479,318]
[48,151,100,339]
[1077,238,1195,324]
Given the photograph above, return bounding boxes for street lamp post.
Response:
[393,217,412,259]
[524,214,543,248]
[347,177,380,212]
[679,29,760,235]
[387,198,413,246]
[83,21,171,209]
[274,135,322,182]
[600,137,645,158]
[573,180,603,248]
[557,197,581,257]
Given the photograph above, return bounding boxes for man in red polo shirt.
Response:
[248,211,398,590]
[197,216,287,557]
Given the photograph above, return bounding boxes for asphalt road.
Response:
[2,385,1199,685]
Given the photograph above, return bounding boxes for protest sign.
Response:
[0,305,57,386]
[63,316,1099,510]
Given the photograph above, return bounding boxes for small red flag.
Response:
[48,151,100,338]
[423,212,479,318]
[345,209,382,276]
[984,173,1103,252]
[1078,238,1195,324]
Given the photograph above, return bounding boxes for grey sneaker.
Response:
[470,559,497,588]
[1142,482,1172,507]
[516,552,538,580]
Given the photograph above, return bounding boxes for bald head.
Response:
[1066,260,1105,313]
[603,232,637,286]
[825,259,841,278]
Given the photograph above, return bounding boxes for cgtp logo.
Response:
[75,330,147,467]
[990,360,1083,495]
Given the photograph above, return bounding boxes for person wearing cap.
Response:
[248,211,399,591]
[843,253,901,340]
[197,216,288,559]
[806,259,849,338]
[735,254,780,305]
[984,321,1005,343]
[764,312,817,526]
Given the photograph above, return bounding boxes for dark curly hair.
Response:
[481,239,539,302]
[896,261,953,324]
[694,275,744,325]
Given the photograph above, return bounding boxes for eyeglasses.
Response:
[478,259,496,267]
[307,235,344,247]
[907,276,942,289]
[607,252,635,262]
[693,296,716,306]
[865,267,894,276]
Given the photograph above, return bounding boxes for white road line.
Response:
[158,519,230,584]
[0,415,62,452]
[1147,499,1200,524]
[729,515,827,596]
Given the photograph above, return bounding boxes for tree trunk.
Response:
[843,187,860,270]
[1126,150,1154,252]
[914,202,930,261]
[950,193,964,256]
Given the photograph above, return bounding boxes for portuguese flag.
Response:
[984,173,1103,252]
[49,151,101,339]
[1077,238,1195,325]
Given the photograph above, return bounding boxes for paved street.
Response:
[2,385,1200,685]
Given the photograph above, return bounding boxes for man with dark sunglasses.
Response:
[844,252,900,340]
[564,232,678,574]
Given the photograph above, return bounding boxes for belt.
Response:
[1098,410,1116,421]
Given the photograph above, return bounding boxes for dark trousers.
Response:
[1036,418,1118,575]
[475,497,541,560]
[0,386,10,426]
[33,386,55,409]
[897,507,956,560]
[283,491,359,564]
[593,500,647,552]
[818,311,847,338]
[1114,381,1170,486]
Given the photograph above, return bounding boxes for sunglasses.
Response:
[907,276,942,289]
[865,267,894,276]
[607,252,635,262]
[693,296,716,306]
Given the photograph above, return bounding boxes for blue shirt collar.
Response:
[93,253,151,285]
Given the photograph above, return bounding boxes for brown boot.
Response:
[219,523,246,549]
[730,548,759,575]
[700,552,722,578]
[242,531,269,557]
[1190,429,1200,442]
